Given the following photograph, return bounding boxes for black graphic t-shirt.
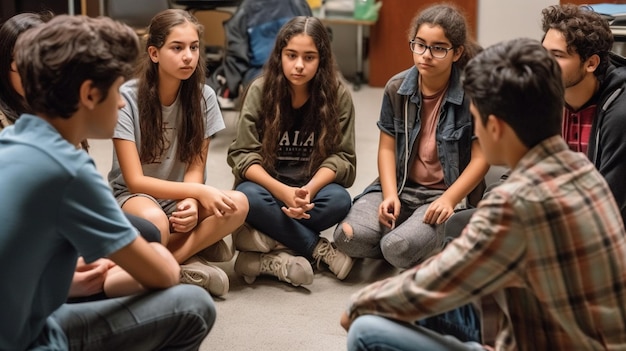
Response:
[274,100,318,186]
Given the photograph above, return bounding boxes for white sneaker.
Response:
[180,256,229,296]
[313,237,354,280]
[232,223,279,253]
[234,250,313,286]
[196,238,235,262]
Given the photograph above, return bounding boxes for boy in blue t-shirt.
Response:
[0,15,215,350]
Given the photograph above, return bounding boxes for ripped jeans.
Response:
[333,184,446,268]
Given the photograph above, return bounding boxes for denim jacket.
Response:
[358,65,482,205]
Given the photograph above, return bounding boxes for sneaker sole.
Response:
[333,258,355,280]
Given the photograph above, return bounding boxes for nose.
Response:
[182,48,192,62]
[422,47,433,59]
[295,56,304,70]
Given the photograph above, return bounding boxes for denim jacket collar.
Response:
[396,65,464,106]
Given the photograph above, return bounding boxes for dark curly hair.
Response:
[463,38,564,149]
[408,3,479,69]
[541,4,613,77]
[15,15,139,119]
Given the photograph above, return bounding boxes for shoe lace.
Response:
[260,254,292,284]
[314,239,337,270]
[180,265,207,285]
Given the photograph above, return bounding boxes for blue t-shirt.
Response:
[0,115,137,350]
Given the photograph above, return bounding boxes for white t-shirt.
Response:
[108,79,225,208]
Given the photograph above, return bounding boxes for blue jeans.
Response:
[50,285,215,351]
[348,314,485,351]
[236,181,352,259]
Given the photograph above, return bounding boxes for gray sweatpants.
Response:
[333,184,446,269]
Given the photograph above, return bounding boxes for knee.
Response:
[235,182,269,209]
[323,184,352,212]
[334,222,354,241]
[380,234,415,269]
[333,222,353,251]
[235,181,259,198]
[134,210,169,244]
[444,209,475,240]
[171,285,217,332]
[347,315,378,351]
[230,190,250,218]
[150,215,171,244]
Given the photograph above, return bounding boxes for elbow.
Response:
[165,264,182,287]
[147,264,181,290]
[125,179,143,194]
[162,259,182,288]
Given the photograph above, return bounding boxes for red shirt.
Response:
[562,104,596,154]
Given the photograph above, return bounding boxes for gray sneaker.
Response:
[232,223,279,253]
[313,237,354,280]
[196,238,235,262]
[180,256,229,296]
[234,250,313,286]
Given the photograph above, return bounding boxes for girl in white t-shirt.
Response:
[108,9,248,297]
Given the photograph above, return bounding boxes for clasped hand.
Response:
[169,198,200,233]
[280,186,315,219]
[68,257,115,298]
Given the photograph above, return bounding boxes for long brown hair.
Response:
[258,16,341,177]
[136,9,206,164]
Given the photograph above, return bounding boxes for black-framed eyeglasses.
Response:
[409,40,455,59]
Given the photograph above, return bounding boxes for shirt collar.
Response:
[397,65,464,106]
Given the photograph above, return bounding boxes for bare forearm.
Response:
[442,141,489,205]
[305,167,336,198]
[244,163,288,197]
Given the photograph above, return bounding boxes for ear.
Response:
[584,53,600,74]
[452,45,464,63]
[486,114,503,141]
[148,46,159,63]
[78,80,100,110]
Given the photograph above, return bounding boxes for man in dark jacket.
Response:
[542,4,626,223]
[444,4,626,241]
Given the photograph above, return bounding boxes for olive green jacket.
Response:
[227,78,357,188]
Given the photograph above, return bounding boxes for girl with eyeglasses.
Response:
[333,4,489,269]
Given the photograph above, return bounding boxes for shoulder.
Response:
[385,67,413,92]
[335,81,354,103]
[201,83,217,99]
[5,116,91,175]
[242,77,265,103]
[598,66,626,119]
[121,79,139,93]
[248,77,265,92]
[120,79,139,100]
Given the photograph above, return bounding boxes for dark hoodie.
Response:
[588,63,626,223]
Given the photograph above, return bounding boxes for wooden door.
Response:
[368,0,477,87]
